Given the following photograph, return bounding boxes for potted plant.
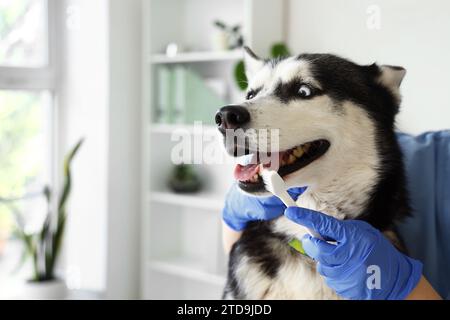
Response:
[168,164,202,193]
[1,140,83,299]
[212,20,243,51]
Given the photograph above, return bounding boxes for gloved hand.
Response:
[222,183,306,231]
[285,207,423,300]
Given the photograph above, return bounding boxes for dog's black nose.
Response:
[215,105,250,131]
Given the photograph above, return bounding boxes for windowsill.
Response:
[0,240,104,300]
[0,239,29,284]
[66,290,104,300]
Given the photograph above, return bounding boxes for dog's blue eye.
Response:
[298,84,312,98]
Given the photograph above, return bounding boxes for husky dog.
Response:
[215,47,409,299]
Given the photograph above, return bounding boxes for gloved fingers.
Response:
[284,207,346,241]
[230,183,284,221]
[317,263,338,278]
[230,182,279,211]
[257,197,287,220]
[258,194,285,207]
[317,260,359,279]
[323,277,360,300]
[287,187,307,200]
[301,234,337,262]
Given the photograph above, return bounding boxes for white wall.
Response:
[287,0,450,134]
[58,0,109,291]
[105,0,142,299]
[58,0,142,298]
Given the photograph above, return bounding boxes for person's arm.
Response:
[406,276,442,300]
[222,221,242,254]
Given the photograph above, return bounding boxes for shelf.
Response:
[142,0,286,300]
[149,123,218,135]
[149,50,242,64]
[149,190,224,211]
[148,258,226,287]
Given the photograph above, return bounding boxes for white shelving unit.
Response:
[149,123,217,135]
[148,258,226,286]
[150,50,243,64]
[141,0,285,299]
[149,191,224,211]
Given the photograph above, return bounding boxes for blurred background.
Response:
[0,0,449,299]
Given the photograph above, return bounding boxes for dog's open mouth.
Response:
[234,139,330,192]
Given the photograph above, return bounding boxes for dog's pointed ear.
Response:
[365,63,406,102]
[243,46,265,80]
[379,65,406,89]
[364,63,406,89]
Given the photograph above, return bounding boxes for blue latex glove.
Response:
[222,183,306,231]
[285,207,423,300]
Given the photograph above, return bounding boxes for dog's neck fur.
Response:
[273,131,408,238]
[300,168,378,220]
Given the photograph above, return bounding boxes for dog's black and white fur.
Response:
[218,48,410,299]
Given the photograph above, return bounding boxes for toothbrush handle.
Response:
[308,230,325,241]
[279,191,297,207]
[280,191,325,240]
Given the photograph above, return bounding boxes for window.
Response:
[0,0,49,67]
[0,0,56,279]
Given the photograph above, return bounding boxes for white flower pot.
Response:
[19,279,67,300]
[211,30,230,51]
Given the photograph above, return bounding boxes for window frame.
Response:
[0,0,60,208]
[0,0,63,285]
[0,0,57,90]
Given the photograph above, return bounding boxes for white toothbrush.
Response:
[260,169,324,240]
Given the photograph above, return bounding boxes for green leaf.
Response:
[234,60,248,91]
[48,213,65,278]
[213,20,226,30]
[58,139,83,212]
[46,138,83,279]
[270,43,291,58]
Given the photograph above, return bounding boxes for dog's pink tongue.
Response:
[234,164,260,182]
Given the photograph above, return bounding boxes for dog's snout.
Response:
[215,105,250,131]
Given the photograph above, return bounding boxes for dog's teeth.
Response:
[236,154,255,166]
[259,164,264,172]
[293,147,304,158]
[303,143,311,153]
[288,154,296,164]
